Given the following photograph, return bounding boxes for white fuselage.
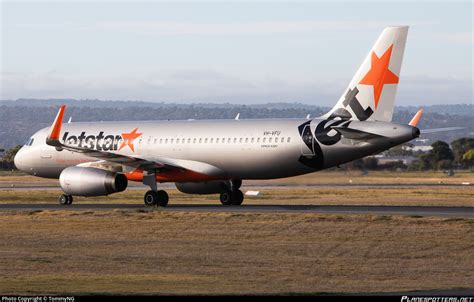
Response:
[14,118,417,183]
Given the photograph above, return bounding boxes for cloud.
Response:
[1,70,471,106]
[10,20,398,35]
[431,32,473,44]
[96,20,405,35]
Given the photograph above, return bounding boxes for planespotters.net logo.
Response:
[402,297,473,302]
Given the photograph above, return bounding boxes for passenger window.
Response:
[257,138,260,143]
[165,139,168,144]
[239,138,243,143]
[159,139,163,144]
[187,138,191,144]
[170,139,174,144]
[251,137,254,143]
[263,138,266,143]
[193,138,196,143]
[176,138,180,144]
[233,138,237,143]
[227,138,231,143]
[245,138,249,143]
[287,137,291,143]
[216,138,220,143]
[199,138,202,143]
[210,138,214,143]
[281,137,284,143]
[269,138,272,143]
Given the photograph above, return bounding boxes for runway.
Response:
[0,203,472,217]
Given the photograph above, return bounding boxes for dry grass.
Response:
[1,171,473,187]
[247,170,474,186]
[0,210,473,294]
[0,186,472,207]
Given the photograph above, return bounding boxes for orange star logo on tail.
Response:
[359,44,399,109]
[118,128,142,152]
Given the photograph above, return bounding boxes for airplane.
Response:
[13,26,436,206]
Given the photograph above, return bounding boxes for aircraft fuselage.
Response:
[15,118,418,182]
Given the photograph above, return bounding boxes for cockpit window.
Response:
[25,137,34,146]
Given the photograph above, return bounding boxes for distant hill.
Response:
[0,99,472,149]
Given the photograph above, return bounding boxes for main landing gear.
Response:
[59,194,73,205]
[142,172,169,207]
[219,189,244,206]
[144,190,169,207]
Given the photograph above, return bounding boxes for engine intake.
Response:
[59,166,128,196]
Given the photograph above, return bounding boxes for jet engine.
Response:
[59,166,128,196]
[176,180,240,194]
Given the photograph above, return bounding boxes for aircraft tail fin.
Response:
[322,26,409,122]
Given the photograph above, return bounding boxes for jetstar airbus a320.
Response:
[14,26,452,206]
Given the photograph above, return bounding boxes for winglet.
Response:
[409,108,423,127]
[46,105,66,147]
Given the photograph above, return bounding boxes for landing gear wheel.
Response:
[144,190,158,206]
[144,190,169,207]
[59,194,73,205]
[156,190,169,207]
[231,190,244,205]
[220,191,233,206]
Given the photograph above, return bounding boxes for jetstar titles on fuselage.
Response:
[61,128,142,152]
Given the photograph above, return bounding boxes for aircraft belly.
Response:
[154,139,311,180]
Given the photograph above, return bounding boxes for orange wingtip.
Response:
[48,105,66,140]
[409,108,423,127]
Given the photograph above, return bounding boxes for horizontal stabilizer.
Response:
[331,126,384,140]
[420,127,465,134]
[409,109,423,126]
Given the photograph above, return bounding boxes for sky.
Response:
[0,0,472,106]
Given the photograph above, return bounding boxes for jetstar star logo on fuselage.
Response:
[61,128,142,152]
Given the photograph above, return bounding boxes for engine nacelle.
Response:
[176,181,230,195]
[59,166,128,196]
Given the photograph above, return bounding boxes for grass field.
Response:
[0,171,473,207]
[0,186,473,207]
[1,170,473,186]
[0,170,473,294]
[0,210,473,295]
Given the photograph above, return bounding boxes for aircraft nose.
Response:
[14,147,29,172]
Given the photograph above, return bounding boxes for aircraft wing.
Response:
[45,105,226,178]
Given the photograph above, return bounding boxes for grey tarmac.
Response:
[0,203,472,217]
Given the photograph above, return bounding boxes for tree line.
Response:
[346,138,474,172]
[0,103,472,149]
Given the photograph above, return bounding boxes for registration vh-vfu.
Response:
[14,26,449,206]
